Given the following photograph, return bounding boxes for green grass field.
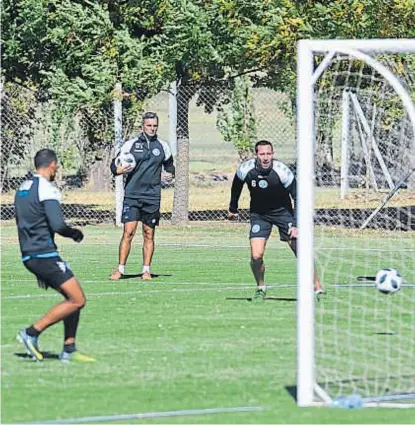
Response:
[1,223,414,424]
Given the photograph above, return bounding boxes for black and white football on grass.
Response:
[375,268,402,294]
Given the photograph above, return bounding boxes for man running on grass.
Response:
[15,148,95,362]
[228,140,325,301]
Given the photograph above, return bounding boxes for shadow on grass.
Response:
[119,273,173,280]
[226,296,297,302]
[14,351,60,360]
[285,385,297,402]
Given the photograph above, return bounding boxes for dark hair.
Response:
[254,140,273,153]
[34,149,58,169]
[142,111,158,122]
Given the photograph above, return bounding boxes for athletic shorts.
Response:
[249,209,296,241]
[24,257,74,290]
[122,198,160,228]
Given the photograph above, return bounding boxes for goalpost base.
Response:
[311,384,415,408]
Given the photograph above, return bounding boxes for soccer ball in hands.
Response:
[375,268,402,294]
[116,152,136,172]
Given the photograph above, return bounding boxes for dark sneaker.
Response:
[252,288,267,302]
[59,351,96,363]
[17,329,43,361]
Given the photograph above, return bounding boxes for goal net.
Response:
[296,39,415,408]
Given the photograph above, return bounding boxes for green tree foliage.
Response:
[0,83,36,189]
[217,75,257,161]
[1,0,167,187]
[3,0,414,126]
[2,0,415,206]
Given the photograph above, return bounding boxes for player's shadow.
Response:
[226,296,297,302]
[264,296,297,301]
[120,273,173,280]
[285,385,297,402]
[15,351,60,360]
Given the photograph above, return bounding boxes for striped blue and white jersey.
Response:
[14,174,63,258]
[229,158,297,218]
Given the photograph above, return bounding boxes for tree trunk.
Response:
[171,82,196,225]
[86,148,113,191]
[171,134,190,225]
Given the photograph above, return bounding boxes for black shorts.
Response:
[24,257,74,290]
[250,209,295,241]
[122,198,160,228]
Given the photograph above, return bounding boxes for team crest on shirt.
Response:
[152,148,161,156]
[251,224,260,233]
[258,180,268,189]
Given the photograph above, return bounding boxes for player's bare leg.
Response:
[288,239,325,295]
[57,278,95,362]
[141,223,155,280]
[18,277,86,361]
[250,237,267,301]
[110,221,139,280]
[34,277,86,332]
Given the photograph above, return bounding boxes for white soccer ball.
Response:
[375,268,402,294]
[116,152,136,172]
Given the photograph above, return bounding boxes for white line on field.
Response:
[24,405,267,424]
[332,283,415,287]
[3,282,414,300]
[1,284,295,300]
[4,240,414,251]
[1,279,256,285]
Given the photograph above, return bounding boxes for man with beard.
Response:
[228,140,324,301]
[14,148,94,362]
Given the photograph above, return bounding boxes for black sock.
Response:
[26,326,41,337]
[63,343,76,353]
[64,310,80,341]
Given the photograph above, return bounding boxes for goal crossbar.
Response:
[301,38,415,54]
[296,38,415,407]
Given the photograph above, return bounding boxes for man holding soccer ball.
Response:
[228,140,324,301]
[110,112,175,281]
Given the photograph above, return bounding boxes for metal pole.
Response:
[114,82,124,227]
[169,81,177,157]
[296,40,316,407]
[340,90,350,199]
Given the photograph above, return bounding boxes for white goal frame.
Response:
[296,38,415,408]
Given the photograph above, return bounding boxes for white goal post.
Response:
[296,39,415,408]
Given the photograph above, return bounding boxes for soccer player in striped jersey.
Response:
[14,149,95,362]
[228,140,324,301]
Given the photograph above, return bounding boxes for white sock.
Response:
[142,265,150,273]
[118,264,125,274]
[257,285,266,291]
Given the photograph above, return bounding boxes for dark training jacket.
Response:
[229,158,297,223]
[110,133,175,201]
[14,174,79,258]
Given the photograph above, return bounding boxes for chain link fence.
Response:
[1,81,296,224]
[2,63,413,230]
